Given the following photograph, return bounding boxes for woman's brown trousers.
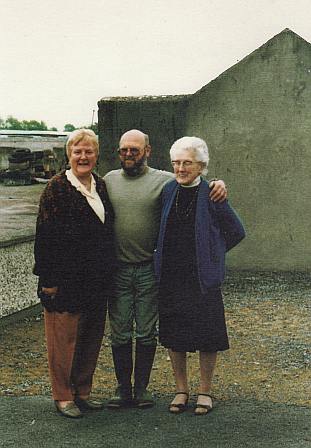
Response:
[44,308,106,401]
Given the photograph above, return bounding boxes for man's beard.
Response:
[121,156,147,176]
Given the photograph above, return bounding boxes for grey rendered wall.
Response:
[184,29,311,271]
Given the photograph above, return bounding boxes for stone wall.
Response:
[97,29,311,272]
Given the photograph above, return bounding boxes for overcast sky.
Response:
[1,0,310,131]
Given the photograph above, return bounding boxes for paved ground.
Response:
[0,396,310,448]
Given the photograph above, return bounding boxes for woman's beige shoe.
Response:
[194,393,213,415]
[55,401,83,418]
[169,392,189,414]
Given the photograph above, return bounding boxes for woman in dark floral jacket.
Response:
[34,129,115,418]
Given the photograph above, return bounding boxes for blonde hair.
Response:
[66,129,99,158]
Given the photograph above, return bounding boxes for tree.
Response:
[77,122,98,135]
[0,115,52,131]
[22,119,48,131]
[64,123,76,132]
[88,122,98,135]
[4,115,23,130]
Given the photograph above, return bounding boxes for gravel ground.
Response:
[0,270,310,407]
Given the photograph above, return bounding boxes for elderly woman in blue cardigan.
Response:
[154,136,245,415]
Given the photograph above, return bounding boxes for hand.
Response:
[42,286,58,297]
[39,286,60,313]
[209,180,227,203]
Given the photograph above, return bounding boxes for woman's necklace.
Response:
[175,186,199,221]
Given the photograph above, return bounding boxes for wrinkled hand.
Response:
[209,180,227,203]
[42,286,58,297]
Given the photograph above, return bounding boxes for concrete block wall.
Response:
[98,95,190,174]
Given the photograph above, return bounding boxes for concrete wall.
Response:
[97,29,311,272]
[98,95,190,174]
[183,29,311,271]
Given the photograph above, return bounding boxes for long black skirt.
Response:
[158,277,229,353]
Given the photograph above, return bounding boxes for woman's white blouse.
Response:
[66,169,105,224]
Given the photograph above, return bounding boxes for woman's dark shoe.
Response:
[75,397,104,411]
[194,393,213,416]
[55,401,83,418]
[169,392,189,414]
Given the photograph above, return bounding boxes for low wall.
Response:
[0,241,39,319]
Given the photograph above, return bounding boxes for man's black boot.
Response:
[107,342,133,408]
[133,342,157,408]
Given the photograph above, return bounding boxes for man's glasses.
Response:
[118,147,141,156]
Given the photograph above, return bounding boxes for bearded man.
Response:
[104,129,227,409]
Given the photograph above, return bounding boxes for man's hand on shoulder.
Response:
[209,179,227,203]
